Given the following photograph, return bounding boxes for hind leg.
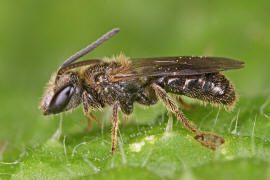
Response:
[151,83,225,150]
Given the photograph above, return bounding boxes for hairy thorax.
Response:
[80,58,143,112]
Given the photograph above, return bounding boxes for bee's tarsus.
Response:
[194,132,225,150]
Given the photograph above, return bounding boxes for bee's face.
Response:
[40,72,82,115]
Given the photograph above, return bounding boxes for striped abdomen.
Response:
[155,73,236,106]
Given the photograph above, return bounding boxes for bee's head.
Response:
[39,28,120,115]
[39,72,82,115]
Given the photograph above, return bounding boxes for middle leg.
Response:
[111,101,120,153]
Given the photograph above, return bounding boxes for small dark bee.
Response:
[40,28,244,153]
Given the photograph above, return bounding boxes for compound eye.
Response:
[48,85,74,114]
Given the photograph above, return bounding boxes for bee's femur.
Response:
[58,28,120,73]
[57,59,102,75]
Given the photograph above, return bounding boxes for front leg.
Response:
[111,101,120,153]
[151,83,225,150]
[83,109,102,132]
[82,91,103,132]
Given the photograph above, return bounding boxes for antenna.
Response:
[60,28,120,69]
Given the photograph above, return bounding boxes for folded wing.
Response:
[111,56,244,81]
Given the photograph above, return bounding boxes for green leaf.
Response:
[3,96,270,180]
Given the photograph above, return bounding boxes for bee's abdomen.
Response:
[155,73,236,106]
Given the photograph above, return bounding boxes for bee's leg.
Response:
[123,115,130,125]
[84,113,103,131]
[175,95,195,111]
[83,107,93,132]
[89,112,103,129]
[82,91,102,132]
[151,83,225,150]
[118,99,134,125]
[151,83,196,133]
[111,101,120,153]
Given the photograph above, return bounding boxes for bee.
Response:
[39,28,244,153]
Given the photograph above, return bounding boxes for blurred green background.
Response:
[0,0,270,179]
